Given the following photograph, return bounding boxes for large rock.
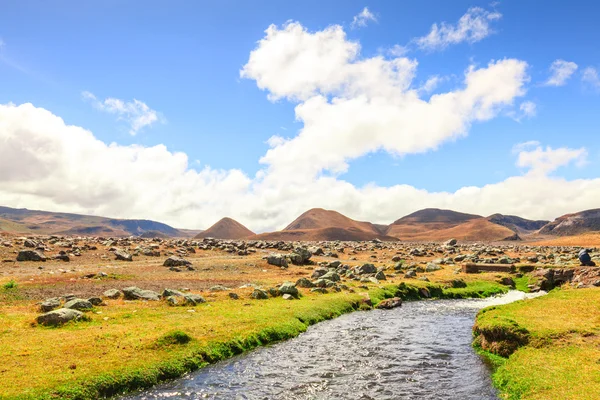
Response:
[64,298,93,311]
[278,282,299,297]
[122,286,160,301]
[114,249,133,262]
[251,289,269,300]
[265,254,288,268]
[321,271,341,282]
[376,297,403,309]
[37,308,84,326]
[40,298,61,312]
[290,247,312,265]
[163,256,191,267]
[296,277,315,288]
[355,263,377,275]
[445,238,458,247]
[103,289,123,299]
[17,250,47,262]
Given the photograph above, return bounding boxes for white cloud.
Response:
[2,103,600,232]
[388,44,409,57]
[351,7,377,29]
[243,21,528,181]
[519,101,536,118]
[418,75,444,94]
[82,91,160,135]
[414,7,502,51]
[512,140,540,154]
[582,67,600,89]
[544,59,578,86]
[0,38,5,50]
[516,144,587,175]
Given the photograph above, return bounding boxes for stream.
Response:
[124,290,544,400]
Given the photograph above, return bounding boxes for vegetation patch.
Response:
[473,288,600,399]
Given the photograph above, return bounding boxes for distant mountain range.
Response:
[1,204,600,242]
[0,206,200,238]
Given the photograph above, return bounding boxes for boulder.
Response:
[103,289,122,299]
[296,277,315,288]
[311,267,328,279]
[265,254,288,268]
[251,289,269,300]
[321,271,341,282]
[122,286,160,301]
[163,256,191,267]
[278,282,299,297]
[425,263,441,272]
[114,249,133,262]
[88,297,103,306]
[355,263,377,275]
[376,297,402,309]
[37,308,84,326]
[64,298,93,311]
[282,294,294,300]
[40,298,61,312]
[445,238,458,247]
[375,271,386,281]
[16,250,47,262]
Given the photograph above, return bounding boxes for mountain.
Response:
[253,208,397,241]
[0,206,197,237]
[487,214,549,234]
[194,217,254,239]
[386,208,516,241]
[539,208,600,236]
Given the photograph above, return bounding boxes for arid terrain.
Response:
[2,205,600,399]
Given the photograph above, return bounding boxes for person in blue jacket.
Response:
[578,248,596,266]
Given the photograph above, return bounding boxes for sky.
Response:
[1,0,599,232]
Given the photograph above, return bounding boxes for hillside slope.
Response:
[0,206,194,237]
[194,217,254,240]
[253,208,396,241]
[539,209,600,236]
[387,208,515,241]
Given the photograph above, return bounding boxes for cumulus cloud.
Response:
[544,59,578,86]
[351,7,377,29]
[388,44,409,57]
[82,91,160,135]
[414,7,502,51]
[516,144,587,174]
[243,21,528,181]
[582,67,600,89]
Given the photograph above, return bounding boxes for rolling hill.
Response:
[538,208,600,236]
[386,208,516,241]
[487,214,549,234]
[194,217,254,240]
[0,206,199,237]
[253,208,397,241]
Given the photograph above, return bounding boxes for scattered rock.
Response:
[16,250,47,262]
[376,297,402,309]
[37,308,84,326]
[122,286,160,301]
[114,249,133,262]
[103,289,122,299]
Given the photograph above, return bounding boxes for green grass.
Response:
[473,288,600,399]
[3,280,17,290]
[368,280,509,306]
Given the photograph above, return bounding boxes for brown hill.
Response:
[0,205,195,237]
[487,214,549,234]
[253,208,396,241]
[195,217,254,240]
[386,208,515,242]
[539,209,600,236]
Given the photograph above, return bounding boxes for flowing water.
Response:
[124,291,544,400]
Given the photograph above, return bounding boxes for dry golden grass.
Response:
[529,233,600,247]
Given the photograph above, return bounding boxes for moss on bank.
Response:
[473,288,600,400]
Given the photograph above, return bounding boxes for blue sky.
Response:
[0,1,599,230]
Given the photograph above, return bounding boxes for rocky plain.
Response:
[2,231,600,399]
